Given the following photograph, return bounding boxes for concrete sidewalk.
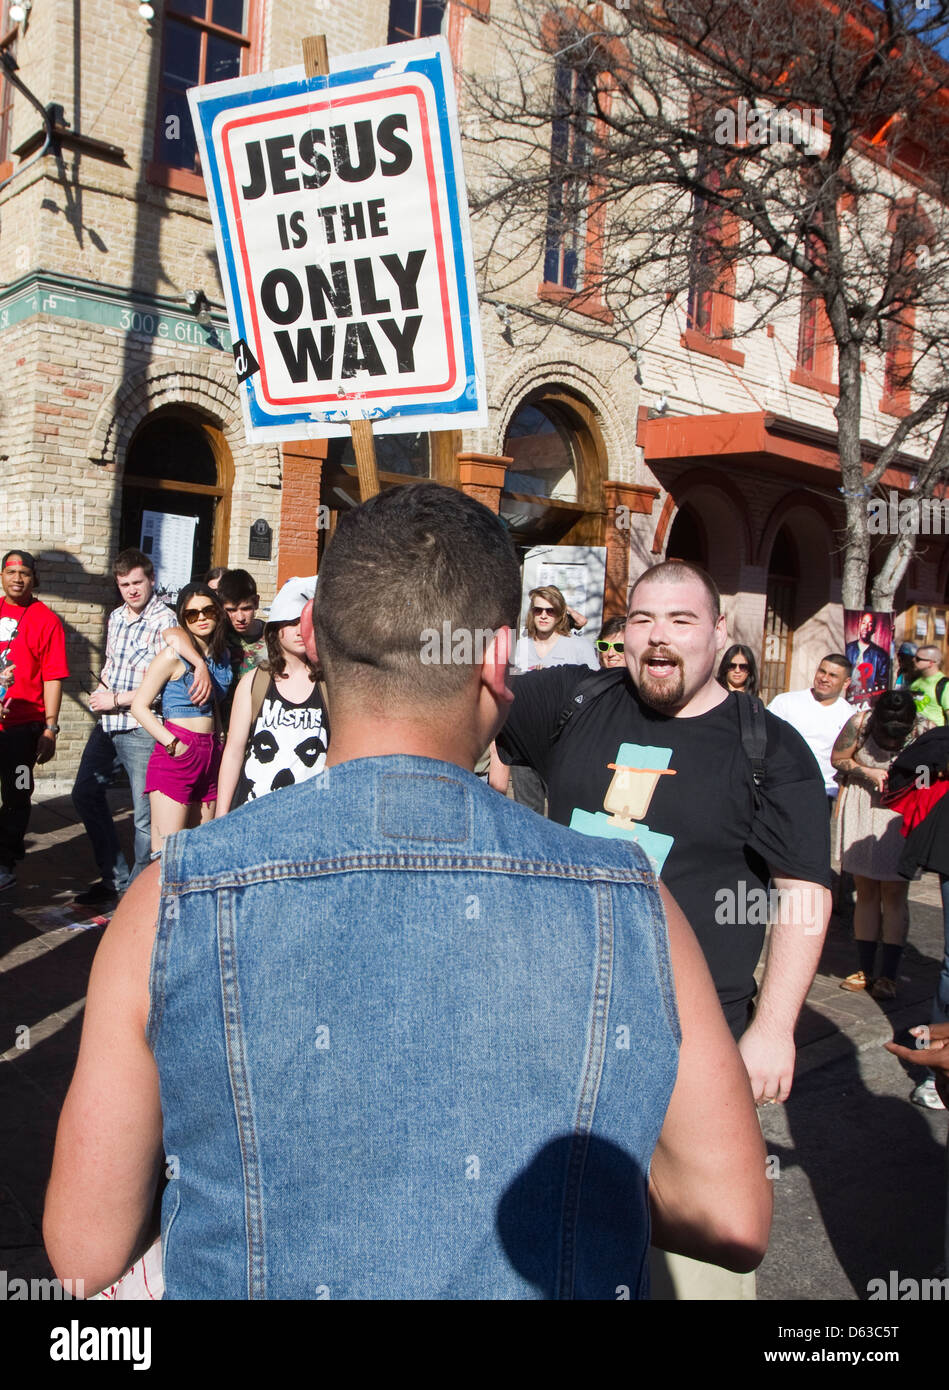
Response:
[1,785,946,1282]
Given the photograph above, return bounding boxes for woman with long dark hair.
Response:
[832,690,934,999]
[717,643,759,696]
[216,577,328,815]
[131,583,234,850]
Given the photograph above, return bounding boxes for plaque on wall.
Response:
[249,518,272,561]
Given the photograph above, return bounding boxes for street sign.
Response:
[189,37,487,443]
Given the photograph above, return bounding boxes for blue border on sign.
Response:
[193,53,477,430]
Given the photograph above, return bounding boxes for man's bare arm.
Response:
[650,885,772,1272]
[43,866,164,1295]
[738,877,830,1104]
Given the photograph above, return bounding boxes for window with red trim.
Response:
[543,62,596,291]
[791,231,837,393]
[387,0,446,43]
[537,56,611,322]
[151,1,254,189]
[0,3,17,174]
[881,217,921,418]
[682,159,743,364]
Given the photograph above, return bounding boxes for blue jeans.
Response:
[937,876,949,1025]
[71,724,155,891]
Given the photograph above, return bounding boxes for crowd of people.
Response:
[0,548,329,908]
[1,493,947,1299]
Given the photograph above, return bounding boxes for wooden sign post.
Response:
[303,34,380,503]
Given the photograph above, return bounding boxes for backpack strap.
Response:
[735,691,768,810]
[937,676,949,711]
[249,665,270,727]
[551,668,628,743]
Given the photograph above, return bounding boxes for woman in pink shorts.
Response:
[131,583,234,852]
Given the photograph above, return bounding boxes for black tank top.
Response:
[232,676,329,808]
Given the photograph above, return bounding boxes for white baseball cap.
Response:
[267,575,317,624]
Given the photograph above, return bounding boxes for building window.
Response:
[503,402,578,502]
[791,286,837,393]
[681,161,743,365]
[0,3,17,173]
[387,0,446,44]
[543,62,596,292]
[881,211,924,418]
[152,1,253,184]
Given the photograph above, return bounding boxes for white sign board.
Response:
[140,511,198,602]
[189,37,487,442]
[519,546,608,631]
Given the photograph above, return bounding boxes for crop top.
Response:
[162,654,234,720]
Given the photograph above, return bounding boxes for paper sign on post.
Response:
[188,38,487,443]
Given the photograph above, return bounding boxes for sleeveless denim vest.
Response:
[149,755,680,1300]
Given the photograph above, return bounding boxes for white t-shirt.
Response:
[767,688,853,795]
[513,632,599,674]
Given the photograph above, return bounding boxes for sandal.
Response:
[839,970,870,992]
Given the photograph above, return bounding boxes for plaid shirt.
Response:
[100,592,175,733]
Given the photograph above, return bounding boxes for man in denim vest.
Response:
[45,483,769,1299]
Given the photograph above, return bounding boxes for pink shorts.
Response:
[144,722,222,805]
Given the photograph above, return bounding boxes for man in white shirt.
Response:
[768,655,853,807]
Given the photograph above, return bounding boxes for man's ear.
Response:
[301,598,318,663]
[481,626,515,706]
[714,614,728,652]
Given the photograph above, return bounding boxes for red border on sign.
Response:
[220,85,457,408]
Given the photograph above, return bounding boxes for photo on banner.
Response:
[843,608,893,706]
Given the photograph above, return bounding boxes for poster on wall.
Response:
[140,511,198,603]
[843,609,893,705]
[518,545,607,645]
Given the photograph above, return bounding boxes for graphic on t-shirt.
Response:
[0,615,19,646]
[242,699,328,799]
[569,741,676,873]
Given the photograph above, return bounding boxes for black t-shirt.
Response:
[496,667,830,1031]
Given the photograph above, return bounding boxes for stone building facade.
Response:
[0,0,946,778]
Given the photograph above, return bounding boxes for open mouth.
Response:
[643,653,680,678]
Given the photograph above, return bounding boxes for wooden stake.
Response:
[302,34,380,502]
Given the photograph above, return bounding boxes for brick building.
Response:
[0,0,946,777]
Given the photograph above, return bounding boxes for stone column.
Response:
[457,453,510,514]
[278,439,328,584]
[603,480,660,615]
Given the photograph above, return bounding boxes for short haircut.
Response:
[315,482,520,705]
[917,645,942,663]
[628,560,721,620]
[217,569,259,606]
[525,585,572,640]
[822,653,852,675]
[598,615,625,642]
[113,547,154,581]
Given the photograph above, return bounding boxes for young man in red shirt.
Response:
[0,550,70,890]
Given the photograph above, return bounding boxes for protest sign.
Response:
[189,37,487,443]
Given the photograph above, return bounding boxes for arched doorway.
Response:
[121,410,233,598]
[760,525,798,703]
[500,388,605,551]
[665,504,707,567]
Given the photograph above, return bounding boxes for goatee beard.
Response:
[636,658,685,710]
